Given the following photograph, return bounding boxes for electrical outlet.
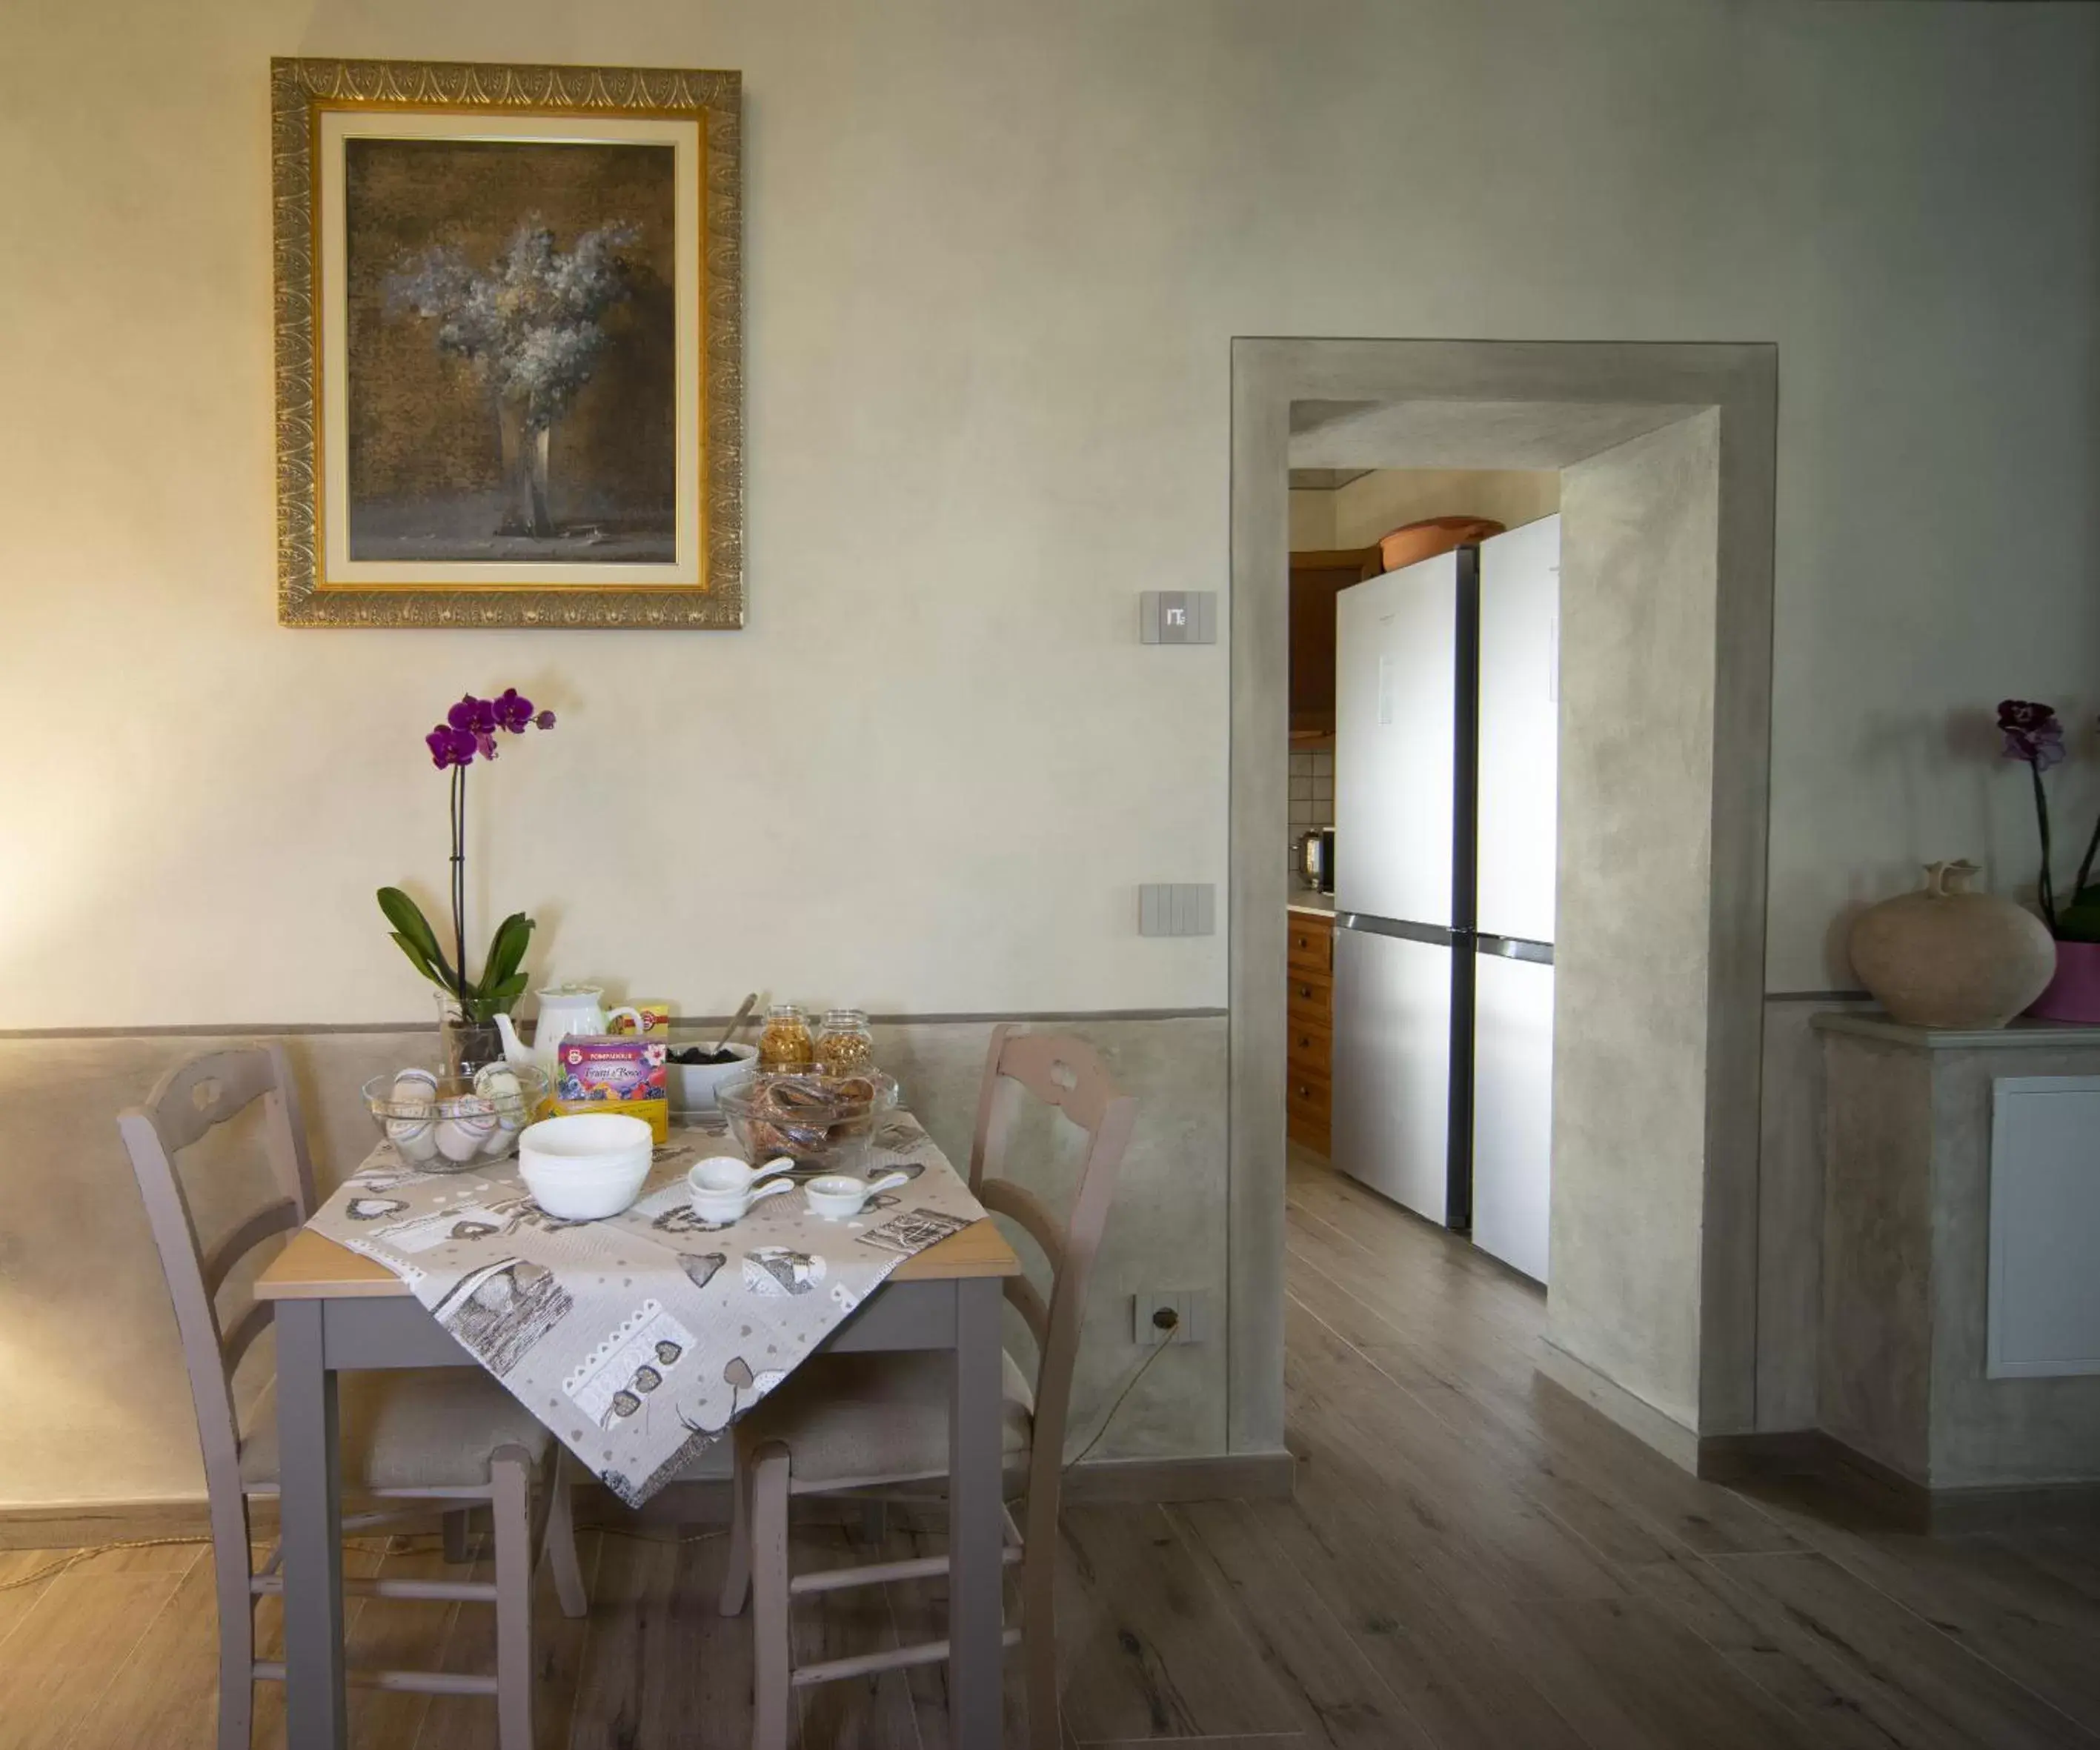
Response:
[1134,1290,1206,1346]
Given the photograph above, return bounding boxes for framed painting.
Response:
[271,58,742,628]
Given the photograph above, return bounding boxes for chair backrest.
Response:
[966,1026,1136,1501]
[116,1045,316,1492]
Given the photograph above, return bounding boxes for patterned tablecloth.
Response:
[309,1111,988,1507]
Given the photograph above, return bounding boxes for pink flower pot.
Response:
[2027,940,2100,1024]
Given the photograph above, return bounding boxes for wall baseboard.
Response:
[0,1497,245,1551]
[0,1451,1295,1550]
[1063,1449,1296,1503]
[1537,1341,1701,1473]
[1700,1431,2100,1533]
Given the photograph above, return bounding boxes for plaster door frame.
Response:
[1227,339,1778,1461]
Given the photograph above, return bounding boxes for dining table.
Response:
[253,1131,1024,1749]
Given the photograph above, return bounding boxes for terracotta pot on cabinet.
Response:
[1847,860,2056,1029]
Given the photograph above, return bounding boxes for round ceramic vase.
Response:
[1847,860,2056,1029]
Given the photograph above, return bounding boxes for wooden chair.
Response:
[717,1025,1137,1750]
[118,1044,589,1750]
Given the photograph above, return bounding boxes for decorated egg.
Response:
[390,1068,439,1109]
[435,1099,496,1162]
[387,1117,440,1162]
[472,1063,520,1102]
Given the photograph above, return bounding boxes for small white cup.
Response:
[687,1154,795,1225]
[803,1170,910,1221]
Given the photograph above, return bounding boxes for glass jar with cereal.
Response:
[757,1002,815,1071]
[815,1007,875,1076]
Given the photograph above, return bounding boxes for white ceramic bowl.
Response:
[666,1042,760,1111]
[804,1169,911,1221]
[516,1113,655,1219]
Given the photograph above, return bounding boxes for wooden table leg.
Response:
[277,1298,348,1750]
[949,1274,1005,1748]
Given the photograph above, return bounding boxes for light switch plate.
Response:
[1139,883,1215,936]
[1140,590,1217,645]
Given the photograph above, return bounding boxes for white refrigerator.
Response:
[1471,516,1558,1282]
[1330,517,1559,1282]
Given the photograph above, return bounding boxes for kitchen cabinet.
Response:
[1286,911,1334,1152]
[1289,548,1380,742]
[1290,523,1503,744]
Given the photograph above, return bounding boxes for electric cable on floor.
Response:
[1061,1305,1180,1477]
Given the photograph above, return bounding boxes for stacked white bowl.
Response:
[516,1113,655,1219]
[667,1041,760,1111]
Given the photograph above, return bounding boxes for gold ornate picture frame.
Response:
[271,58,742,628]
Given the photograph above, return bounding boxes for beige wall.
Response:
[1,0,2096,1028]
[1287,490,1336,552]
[1329,470,1561,549]
[1,0,2099,1497]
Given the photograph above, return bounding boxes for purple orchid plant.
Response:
[1998,699,2100,942]
[379,688,556,1024]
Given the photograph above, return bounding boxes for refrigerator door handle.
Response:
[1338,914,1466,948]
[1475,933,1554,966]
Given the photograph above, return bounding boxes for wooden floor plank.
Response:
[1073,1739,1308,1749]
[1284,1298,1628,1605]
[1485,1590,1831,1750]
[59,1555,222,1750]
[0,1549,64,1660]
[1243,1488,1590,1750]
[571,1523,799,1749]
[1057,1503,1303,1743]
[1617,1549,1924,1750]
[0,1570,183,1750]
[1721,1480,2100,1736]
[1167,1498,1436,1749]
[1704,1550,2099,1750]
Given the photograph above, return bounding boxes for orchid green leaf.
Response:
[379,888,459,991]
[482,913,534,994]
[388,931,446,989]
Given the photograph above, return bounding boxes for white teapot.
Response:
[494,985,646,1085]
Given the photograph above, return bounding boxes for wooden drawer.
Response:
[1286,1017,1332,1078]
[1287,971,1332,1029]
[1287,915,1334,975]
[1286,1071,1331,1148]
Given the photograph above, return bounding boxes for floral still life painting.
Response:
[273,59,743,628]
[355,147,673,564]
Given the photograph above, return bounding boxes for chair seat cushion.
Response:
[735,1348,1036,1488]
[241,1368,554,1492]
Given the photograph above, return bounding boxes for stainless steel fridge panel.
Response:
[1334,550,1459,928]
[1332,925,1452,1223]
[1475,516,1560,946]
[1471,952,1554,1283]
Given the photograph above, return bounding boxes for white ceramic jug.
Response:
[494,985,646,1084]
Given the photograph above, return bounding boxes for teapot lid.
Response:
[536,983,603,1000]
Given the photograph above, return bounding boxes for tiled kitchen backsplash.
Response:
[1288,748,1334,877]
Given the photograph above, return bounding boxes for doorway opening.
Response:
[1229,341,1777,1471]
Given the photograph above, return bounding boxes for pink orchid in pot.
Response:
[1998,699,2100,1022]
[379,688,556,1071]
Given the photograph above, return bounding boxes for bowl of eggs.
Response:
[362,1064,548,1171]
